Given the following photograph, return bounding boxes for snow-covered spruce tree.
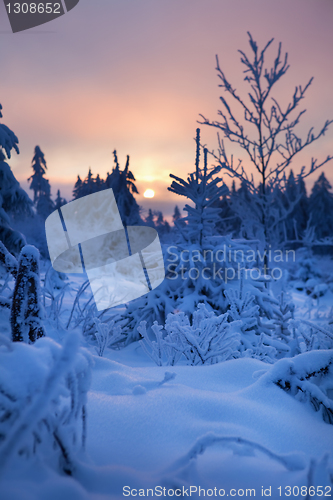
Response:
[308,172,333,241]
[105,150,142,225]
[155,211,171,236]
[72,152,142,225]
[80,168,98,197]
[165,128,252,314]
[54,189,67,210]
[0,103,33,253]
[168,128,226,246]
[145,208,156,228]
[28,146,54,219]
[113,129,248,343]
[281,171,309,242]
[36,180,54,219]
[199,33,332,256]
[172,205,181,224]
[144,209,171,239]
[28,146,47,203]
[212,184,238,236]
[72,169,103,200]
[72,174,83,199]
[11,245,45,343]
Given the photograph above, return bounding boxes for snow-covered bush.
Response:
[0,333,92,475]
[66,279,97,335]
[290,320,333,355]
[0,240,18,279]
[41,266,69,327]
[225,285,278,363]
[139,303,241,366]
[225,275,291,363]
[260,350,333,424]
[11,245,45,343]
[0,241,18,310]
[93,317,126,356]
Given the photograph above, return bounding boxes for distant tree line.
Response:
[214,170,333,244]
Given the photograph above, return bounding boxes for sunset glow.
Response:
[143,189,155,198]
[1,0,332,219]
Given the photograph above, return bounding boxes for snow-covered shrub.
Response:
[41,266,69,327]
[273,292,294,341]
[138,321,166,366]
[289,247,322,284]
[45,266,67,291]
[0,240,18,310]
[260,350,333,424]
[93,317,126,356]
[225,276,289,363]
[10,245,45,343]
[0,240,18,278]
[66,279,97,334]
[290,320,333,355]
[0,334,92,475]
[226,282,277,363]
[139,303,241,366]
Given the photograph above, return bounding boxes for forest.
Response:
[0,33,332,499]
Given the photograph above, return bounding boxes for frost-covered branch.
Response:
[139,303,241,366]
[0,334,92,476]
[199,33,332,249]
[166,432,306,474]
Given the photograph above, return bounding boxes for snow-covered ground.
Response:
[0,263,333,499]
[1,332,333,499]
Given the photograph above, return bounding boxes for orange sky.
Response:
[0,0,332,219]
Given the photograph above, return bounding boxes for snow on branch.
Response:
[0,334,92,476]
[166,432,306,475]
[139,303,241,366]
[260,350,333,424]
[94,317,126,356]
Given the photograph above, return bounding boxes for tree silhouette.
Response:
[200,33,332,254]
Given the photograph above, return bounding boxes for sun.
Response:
[143,189,155,198]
